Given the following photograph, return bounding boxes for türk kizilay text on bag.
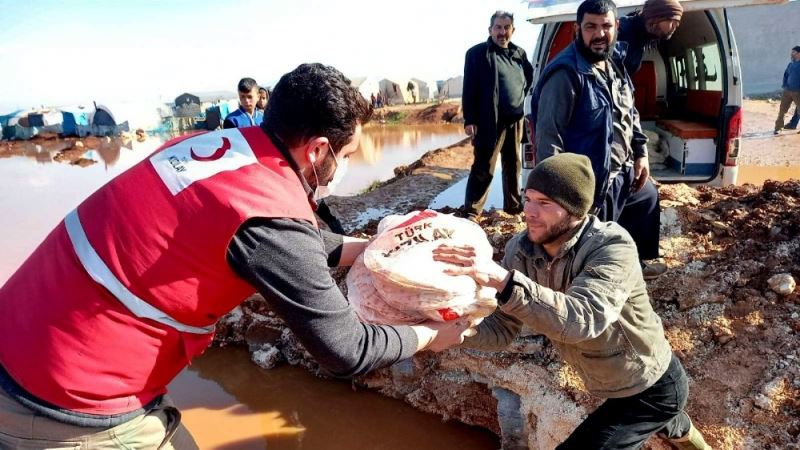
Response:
[347,210,497,325]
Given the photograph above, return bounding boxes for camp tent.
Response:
[439,76,463,99]
[61,107,92,137]
[379,78,415,105]
[351,76,381,103]
[92,104,130,136]
[412,78,439,102]
[174,91,237,118]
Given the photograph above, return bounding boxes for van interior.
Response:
[544,10,731,181]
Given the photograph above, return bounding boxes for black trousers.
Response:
[597,165,661,261]
[557,355,692,450]
[463,119,523,216]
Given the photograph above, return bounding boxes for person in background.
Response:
[256,86,270,112]
[224,77,264,128]
[528,0,666,279]
[434,153,711,450]
[618,0,683,75]
[461,10,534,221]
[785,106,799,130]
[774,46,800,135]
[0,63,471,449]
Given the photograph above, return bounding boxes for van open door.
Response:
[523,0,787,187]
[525,0,787,24]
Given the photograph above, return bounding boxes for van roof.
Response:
[526,0,786,24]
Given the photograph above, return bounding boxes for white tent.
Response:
[351,76,381,103]
[379,78,415,105]
[411,78,439,102]
[439,76,463,99]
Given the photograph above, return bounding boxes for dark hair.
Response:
[793,46,800,53]
[237,77,258,93]
[264,63,373,152]
[490,10,514,27]
[577,0,618,24]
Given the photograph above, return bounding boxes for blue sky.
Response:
[0,0,541,111]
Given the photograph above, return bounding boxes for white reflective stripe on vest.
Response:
[64,209,215,335]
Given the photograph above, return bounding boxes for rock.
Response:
[768,274,796,296]
[754,393,772,410]
[660,207,682,237]
[250,345,283,369]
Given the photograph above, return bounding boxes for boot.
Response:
[668,422,712,450]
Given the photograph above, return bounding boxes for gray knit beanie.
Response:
[642,0,683,22]
[525,153,595,217]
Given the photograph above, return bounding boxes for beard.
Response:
[307,156,336,191]
[575,34,614,63]
[528,214,578,246]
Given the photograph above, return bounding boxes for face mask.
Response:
[311,144,349,201]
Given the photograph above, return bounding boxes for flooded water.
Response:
[169,347,498,449]
[737,165,800,186]
[0,125,465,284]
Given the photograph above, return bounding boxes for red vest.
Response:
[0,127,317,414]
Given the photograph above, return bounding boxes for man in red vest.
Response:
[0,63,471,449]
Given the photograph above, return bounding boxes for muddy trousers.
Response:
[557,354,692,450]
[775,89,800,131]
[463,119,523,216]
[0,388,198,450]
[597,165,661,261]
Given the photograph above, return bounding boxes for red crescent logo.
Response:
[190,137,231,162]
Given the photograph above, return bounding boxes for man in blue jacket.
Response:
[774,46,800,135]
[224,77,265,129]
[529,0,664,278]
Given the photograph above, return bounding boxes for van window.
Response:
[669,43,723,92]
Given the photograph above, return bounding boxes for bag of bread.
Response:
[346,210,497,324]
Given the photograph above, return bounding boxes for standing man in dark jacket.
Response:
[618,0,683,75]
[461,10,534,220]
[529,0,665,279]
[774,46,800,135]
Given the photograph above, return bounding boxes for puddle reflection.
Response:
[169,347,498,450]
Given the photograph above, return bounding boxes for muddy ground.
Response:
[739,98,800,166]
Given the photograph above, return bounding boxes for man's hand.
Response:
[432,244,510,291]
[465,124,477,137]
[632,156,650,193]
[412,319,477,353]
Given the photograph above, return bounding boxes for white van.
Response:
[522,0,786,187]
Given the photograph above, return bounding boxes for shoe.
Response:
[785,126,797,130]
[455,207,480,223]
[641,259,667,280]
[773,130,781,135]
[668,421,712,450]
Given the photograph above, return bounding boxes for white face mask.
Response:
[311,145,349,201]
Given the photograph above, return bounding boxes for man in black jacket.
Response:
[461,10,533,220]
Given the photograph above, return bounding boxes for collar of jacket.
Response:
[568,41,627,76]
[485,37,524,58]
[260,124,315,200]
[520,216,592,263]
